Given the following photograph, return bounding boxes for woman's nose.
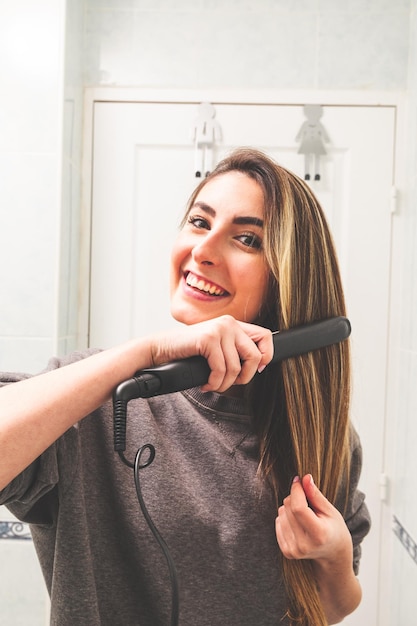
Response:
[191,232,223,266]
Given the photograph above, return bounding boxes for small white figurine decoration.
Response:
[296,105,330,181]
[192,102,222,178]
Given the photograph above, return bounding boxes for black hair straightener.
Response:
[113,316,351,454]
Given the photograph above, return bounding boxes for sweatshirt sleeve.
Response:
[338,426,371,575]
[0,351,97,524]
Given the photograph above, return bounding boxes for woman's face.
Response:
[170,171,269,325]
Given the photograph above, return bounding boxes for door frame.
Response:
[80,87,406,626]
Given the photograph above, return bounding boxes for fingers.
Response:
[238,321,274,374]
[300,474,333,515]
[275,476,314,560]
[151,315,273,393]
[198,316,273,392]
[275,474,348,562]
[201,331,243,392]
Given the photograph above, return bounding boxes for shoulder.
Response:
[348,423,364,476]
[43,348,103,371]
[0,348,102,386]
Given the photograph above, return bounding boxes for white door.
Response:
[88,100,396,625]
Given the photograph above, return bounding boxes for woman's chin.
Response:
[170,304,219,326]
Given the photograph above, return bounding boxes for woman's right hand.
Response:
[148,314,273,393]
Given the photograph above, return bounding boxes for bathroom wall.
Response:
[387,0,417,621]
[83,0,410,90]
[59,0,85,358]
[0,0,83,377]
[0,0,416,624]
[0,0,84,624]
[0,0,66,375]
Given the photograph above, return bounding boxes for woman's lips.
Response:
[184,272,228,297]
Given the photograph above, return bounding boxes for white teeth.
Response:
[186,274,198,288]
[186,273,224,296]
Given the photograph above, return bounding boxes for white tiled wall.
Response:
[0,0,65,376]
[1,0,417,624]
[388,0,417,621]
[83,0,410,90]
[0,0,83,624]
[0,0,84,376]
[58,0,85,358]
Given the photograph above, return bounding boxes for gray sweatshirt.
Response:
[0,350,370,626]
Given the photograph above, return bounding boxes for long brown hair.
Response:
[184,148,351,625]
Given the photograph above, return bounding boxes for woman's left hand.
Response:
[275,474,352,563]
[275,474,362,623]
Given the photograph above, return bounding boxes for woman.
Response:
[0,148,370,625]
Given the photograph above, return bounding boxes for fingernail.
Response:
[292,475,300,484]
[309,474,314,485]
[257,364,266,374]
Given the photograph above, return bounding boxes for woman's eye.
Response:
[187,215,209,229]
[238,233,262,249]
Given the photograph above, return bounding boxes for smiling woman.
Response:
[0,148,370,626]
[170,171,269,325]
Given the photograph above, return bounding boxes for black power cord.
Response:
[118,445,180,626]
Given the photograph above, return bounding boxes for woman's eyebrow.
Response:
[192,201,264,228]
[233,216,264,228]
[192,201,215,216]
